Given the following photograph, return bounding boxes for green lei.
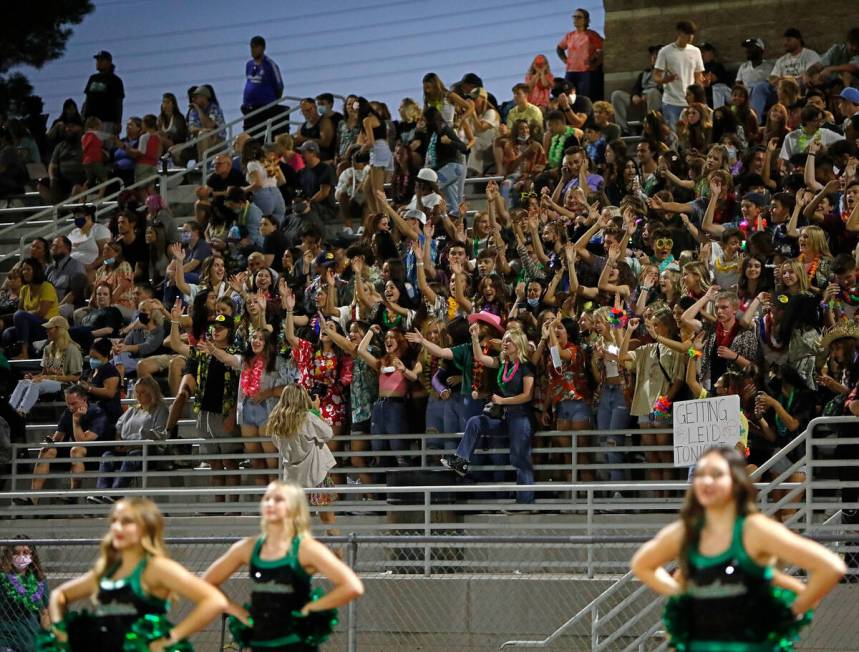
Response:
[1,571,45,613]
[549,127,573,167]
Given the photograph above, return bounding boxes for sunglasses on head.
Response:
[655,238,673,249]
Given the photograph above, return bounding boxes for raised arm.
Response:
[283,290,299,347]
[681,285,719,329]
[700,179,725,238]
[376,189,419,241]
[169,243,192,298]
[404,330,454,360]
[469,323,497,368]
[356,326,382,369]
[412,240,437,304]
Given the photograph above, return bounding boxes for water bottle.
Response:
[127,379,135,400]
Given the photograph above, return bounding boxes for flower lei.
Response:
[608,308,628,329]
[471,344,489,399]
[651,394,673,419]
[447,297,458,321]
[496,359,520,388]
[240,355,265,398]
[800,254,820,281]
[1,572,45,613]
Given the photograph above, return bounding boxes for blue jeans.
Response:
[749,80,776,125]
[565,71,596,99]
[252,186,286,222]
[661,103,684,131]
[371,398,408,455]
[596,384,632,481]
[9,379,63,415]
[456,406,535,503]
[97,449,142,490]
[425,395,448,450]
[436,162,465,215]
[3,310,46,347]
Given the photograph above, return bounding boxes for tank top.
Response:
[683,516,780,649]
[248,535,313,648]
[379,367,408,396]
[94,556,169,650]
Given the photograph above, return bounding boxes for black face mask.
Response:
[138,313,151,325]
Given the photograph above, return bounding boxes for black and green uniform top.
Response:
[93,556,170,650]
[664,516,811,652]
[39,556,192,652]
[248,535,316,651]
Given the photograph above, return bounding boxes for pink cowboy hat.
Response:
[467,310,504,334]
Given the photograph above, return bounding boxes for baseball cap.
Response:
[44,316,70,330]
[314,251,337,267]
[93,50,113,60]
[459,72,483,87]
[211,314,231,330]
[403,209,427,225]
[699,41,714,51]
[742,37,765,50]
[299,140,320,154]
[192,85,212,99]
[416,168,438,184]
[839,87,859,104]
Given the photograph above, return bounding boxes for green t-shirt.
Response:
[451,342,498,397]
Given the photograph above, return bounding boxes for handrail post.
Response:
[424,489,431,577]
[586,487,594,579]
[141,442,149,490]
[571,431,578,484]
[805,425,813,528]
[346,533,359,652]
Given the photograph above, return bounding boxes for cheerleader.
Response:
[202,481,364,651]
[631,446,845,651]
[42,498,225,652]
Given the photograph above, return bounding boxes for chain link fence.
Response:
[1,534,857,652]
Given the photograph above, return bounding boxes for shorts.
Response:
[369,140,394,171]
[196,410,242,455]
[770,454,807,478]
[308,475,337,507]
[350,418,371,435]
[84,162,107,185]
[144,354,181,372]
[241,397,270,428]
[556,399,592,423]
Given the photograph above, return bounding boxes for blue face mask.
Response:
[527,298,540,308]
[74,216,87,228]
[103,257,115,266]
[181,232,192,244]
[89,358,103,370]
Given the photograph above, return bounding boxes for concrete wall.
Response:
[603,0,858,96]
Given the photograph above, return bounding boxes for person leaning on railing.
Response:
[13,384,112,506]
[86,376,168,505]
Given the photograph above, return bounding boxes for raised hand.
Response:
[170,297,183,321]
[284,289,296,311]
[169,242,184,260]
[405,330,423,344]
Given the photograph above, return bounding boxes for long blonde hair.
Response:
[45,322,77,358]
[92,498,167,583]
[266,385,312,440]
[500,327,530,364]
[801,225,832,259]
[260,481,311,538]
[134,376,165,413]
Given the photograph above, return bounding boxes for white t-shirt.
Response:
[246,160,277,189]
[654,43,704,107]
[735,59,775,87]
[407,191,441,211]
[771,48,820,78]
[779,127,845,160]
[68,222,112,266]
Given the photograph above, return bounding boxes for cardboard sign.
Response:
[672,395,741,467]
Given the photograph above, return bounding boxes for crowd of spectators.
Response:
[1,15,859,512]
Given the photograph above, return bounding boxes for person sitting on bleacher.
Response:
[13,384,111,506]
[109,298,166,383]
[70,282,124,351]
[2,258,59,360]
[86,376,168,504]
[8,316,82,417]
[78,337,122,426]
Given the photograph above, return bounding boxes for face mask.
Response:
[568,92,577,104]
[317,105,327,115]
[103,257,115,266]
[89,358,104,370]
[12,554,32,572]
[517,135,529,143]
[138,313,151,325]
[74,216,87,228]
[724,145,737,161]
[180,232,192,244]
[527,298,540,308]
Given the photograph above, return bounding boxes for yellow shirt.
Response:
[506,103,544,133]
[19,282,59,319]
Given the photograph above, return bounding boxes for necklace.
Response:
[800,254,820,281]
[1,572,45,613]
[497,359,520,386]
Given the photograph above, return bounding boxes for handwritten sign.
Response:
[673,395,741,467]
